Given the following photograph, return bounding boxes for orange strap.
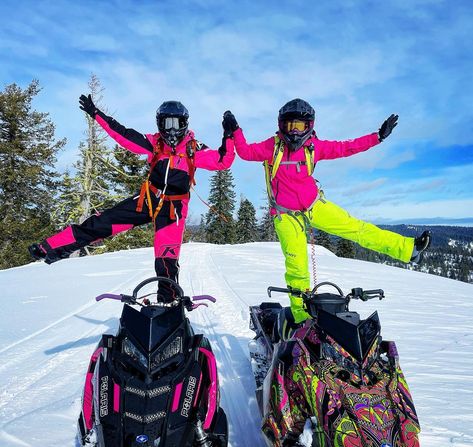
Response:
[136,181,160,217]
[136,136,195,219]
[136,182,147,213]
[137,182,190,223]
[151,192,190,221]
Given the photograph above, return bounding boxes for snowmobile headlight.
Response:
[150,336,182,370]
[122,338,148,369]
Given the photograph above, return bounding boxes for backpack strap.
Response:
[304,142,315,176]
[185,139,197,186]
[270,135,285,180]
[263,136,319,221]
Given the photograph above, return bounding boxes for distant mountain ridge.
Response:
[352,224,473,283]
[374,218,473,226]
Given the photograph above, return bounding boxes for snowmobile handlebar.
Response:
[132,276,185,299]
[95,277,218,310]
[267,282,385,302]
[349,288,385,301]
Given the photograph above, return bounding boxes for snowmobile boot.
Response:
[410,230,432,263]
[277,306,302,341]
[28,242,72,264]
[28,243,47,262]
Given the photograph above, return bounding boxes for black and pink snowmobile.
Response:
[248,282,420,447]
[77,277,228,447]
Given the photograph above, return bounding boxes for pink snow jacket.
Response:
[96,112,235,195]
[233,128,380,213]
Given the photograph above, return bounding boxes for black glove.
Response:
[218,136,227,162]
[378,114,398,141]
[79,94,98,118]
[222,110,239,137]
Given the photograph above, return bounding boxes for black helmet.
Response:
[156,101,189,148]
[278,98,315,151]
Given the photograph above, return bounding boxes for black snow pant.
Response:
[41,194,188,300]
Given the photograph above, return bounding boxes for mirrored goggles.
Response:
[281,119,310,133]
[163,117,181,130]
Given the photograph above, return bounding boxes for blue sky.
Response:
[1,0,472,225]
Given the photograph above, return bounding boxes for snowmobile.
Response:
[77,276,228,447]
[248,281,420,447]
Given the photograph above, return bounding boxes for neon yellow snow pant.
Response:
[274,196,415,323]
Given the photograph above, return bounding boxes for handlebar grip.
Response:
[267,286,291,297]
[95,293,122,302]
[363,289,385,300]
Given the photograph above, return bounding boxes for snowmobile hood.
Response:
[119,304,185,352]
[317,309,380,362]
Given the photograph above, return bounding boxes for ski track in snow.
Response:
[0,243,472,446]
[181,245,264,447]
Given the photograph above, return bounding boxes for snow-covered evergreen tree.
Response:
[258,196,277,241]
[204,169,236,244]
[0,80,65,268]
[236,197,258,243]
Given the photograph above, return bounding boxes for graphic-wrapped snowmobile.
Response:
[249,282,420,446]
[77,277,228,447]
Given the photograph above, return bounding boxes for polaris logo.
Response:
[136,434,149,444]
[99,376,109,417]
[181,376,197,418]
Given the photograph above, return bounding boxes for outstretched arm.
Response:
[316,132,381,160]
[316,114,398,161]
[194,137,235,170]
[79,94,153,156]
[222,111,274,161]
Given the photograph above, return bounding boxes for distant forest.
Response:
[339,225,473,284]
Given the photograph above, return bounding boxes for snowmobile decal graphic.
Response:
[99,376,109,418]
[249,282,420,446]
[181,375,197,417]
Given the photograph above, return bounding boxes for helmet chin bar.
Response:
[282,130,312,151]
[160,128,187,149]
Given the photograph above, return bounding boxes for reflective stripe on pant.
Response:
[274,197,415,323]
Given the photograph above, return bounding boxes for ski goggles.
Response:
[163,116,186,130]
[163,117,181,130]
[281,119,311,133]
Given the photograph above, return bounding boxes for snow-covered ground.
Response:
[0,242,472,446]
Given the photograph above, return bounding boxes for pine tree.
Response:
[236,197,258,243]
[204,169,236,244]
[259,195,277,241]
[0,80,66,268]
[336,238,355,258]
[54,75,117,230]
[53,75,134,256]
[190,215,207,242]
[315,229,332,252]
